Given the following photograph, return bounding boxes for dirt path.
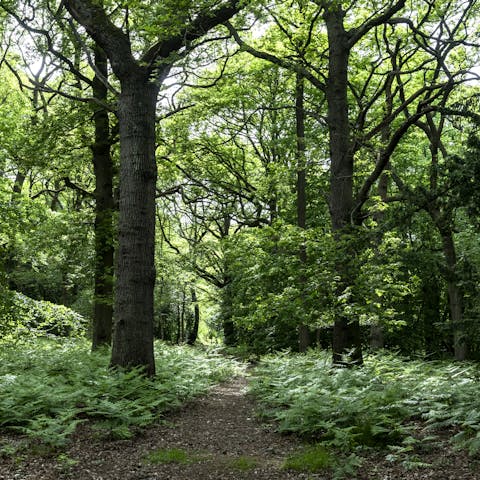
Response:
[1,374,479,480]
[0,376,316,480]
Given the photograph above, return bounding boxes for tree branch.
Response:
[225,22,326,92]
[348,0,406,46]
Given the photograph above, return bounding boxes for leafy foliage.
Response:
[0,339,241,448]
[251,351,480,455]
[0,292,88,338]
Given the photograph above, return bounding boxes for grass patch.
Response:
[0,338,242,448]
[227,455,258,471]
[282,444,333,472]
[144,447,202,465]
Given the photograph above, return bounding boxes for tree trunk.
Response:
[421,274,442,356]
[63,0,241,375]
[12,169,26,198]
[91,46,114,350]
[187,287,200,345]
[324,7,363,366]
[441,230,466,360]
[50,179,62,211]
[110,73,158,375]
[295,72,312,352]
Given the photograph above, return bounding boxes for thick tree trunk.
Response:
[91,46,114,350]
[324,8,363,366]
[63,0,241,375]
[110,74,158,375]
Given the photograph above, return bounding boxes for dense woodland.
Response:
[1,0,479,363]
[1,0,480,478]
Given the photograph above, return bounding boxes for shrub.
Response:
[0,292,88,339]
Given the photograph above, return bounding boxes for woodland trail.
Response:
[0,375,319,480]
[2,374,477,480]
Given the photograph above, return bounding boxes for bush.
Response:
[0,292,88,339]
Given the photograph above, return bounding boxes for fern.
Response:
[0,338,241,448]
[251,351,480,455]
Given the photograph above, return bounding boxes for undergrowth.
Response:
[250,351,480,457]
[0,338,241,448]
[144,447,203,465]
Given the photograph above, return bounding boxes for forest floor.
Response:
[0,374,479,480]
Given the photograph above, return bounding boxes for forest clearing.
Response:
[1,0,480,478]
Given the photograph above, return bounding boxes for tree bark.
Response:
[12,169,26,198]
[440,229,466,360]
[324,7,363,366]
[295,72,312,352]
[91,45,114,350]
[109,74,158,374]
[187,287,200,345]
[64,0,241,374]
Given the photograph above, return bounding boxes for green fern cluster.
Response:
[250,351,480,455]
[0,338,240,448]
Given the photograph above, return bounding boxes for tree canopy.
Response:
[0,0,479,366]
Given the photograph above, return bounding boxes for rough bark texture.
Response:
[295,73,312,352]
[64,0,241,375]
[91,46,114,350]
[324,7,363,366]
[110,74,158,374]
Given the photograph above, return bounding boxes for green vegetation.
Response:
[1,292,87,339]
[0,339,241,448]
[282,444,333,472]
[226,455,259,471]
[144,447,203,465]
[0,1,480,477]
[251,351,480,455]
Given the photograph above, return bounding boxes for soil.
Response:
[0,375,479,480]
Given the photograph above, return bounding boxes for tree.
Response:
[0,1,118,347]
[62,0,242,374]
[90,45,115,349]
[227,0,478,364]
